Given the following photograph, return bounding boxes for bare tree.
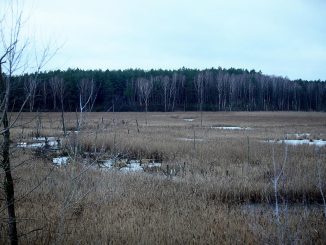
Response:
[1,52,18,245]
[271,143,288,244]
[77,78,96,130]
[58,77,66,135]
[216,70,223,111]
[194,72,204,127]
[25,43,55,112]
[90,82,100,112]
[0,4,27,243]
[41,79,48,111]
[24,77,37,112]
[0,2,55,243]
[161,75,170,112]
[160,73,179,112]
[137,77,153,125]
[49,76,59,111]
[169,73,178,112]
[49,76,66,134]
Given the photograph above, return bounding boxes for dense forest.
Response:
[8,67,326,112]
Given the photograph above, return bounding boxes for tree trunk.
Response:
[2,112,18,245]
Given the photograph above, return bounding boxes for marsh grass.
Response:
[1,111,326,244]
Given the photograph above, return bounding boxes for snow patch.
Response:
[177,137,204,142]
[183,118,194,122]
[267,139,326,147]
[211,126,251,130]
[147,162,162,168]
[99,159,162,173]
[53,157,69,166]
[32,137,57,141]
[120,160,144,173]
[66,130,80,134]
[17,136,60,150]
[102,160,114,169]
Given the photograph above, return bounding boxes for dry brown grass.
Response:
[1,111,326,244]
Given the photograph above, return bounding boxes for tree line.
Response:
[8,67,326,112]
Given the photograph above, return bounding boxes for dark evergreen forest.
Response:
[8,67,326,112]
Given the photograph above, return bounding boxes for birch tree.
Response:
[77,78,95,130]
[161,75,170,112]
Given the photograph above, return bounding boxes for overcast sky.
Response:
[2,0,326,80]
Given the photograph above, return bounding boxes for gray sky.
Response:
[4,0,326,80]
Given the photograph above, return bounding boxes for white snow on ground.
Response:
[17,137,59,149]
[100,159,162,173]
[211,126,251,130]
[17,142,57,148]
[29,143,46,148]
[183,118,194,122]
[120,160,144,172]
[53,157,69,166]
[102,160,114,169]
[267,139,326,147]
[177,138,204,142]
[147,162,162,168]
[32,137,57,141]
[66,130,80,134]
